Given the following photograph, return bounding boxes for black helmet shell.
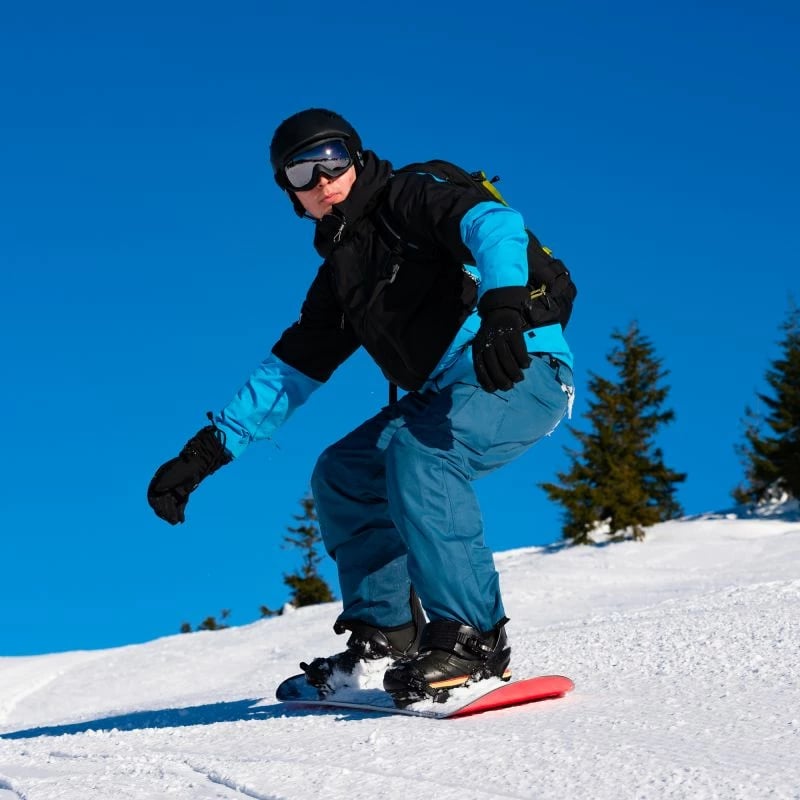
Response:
[270,108,363,188]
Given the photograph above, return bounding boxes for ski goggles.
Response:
[282,138,353,191]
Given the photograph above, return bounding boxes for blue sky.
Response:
[1,1,798,656]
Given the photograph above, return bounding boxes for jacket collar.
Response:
[313,150,393,258]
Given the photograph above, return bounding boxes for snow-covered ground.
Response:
[2,511,799,800]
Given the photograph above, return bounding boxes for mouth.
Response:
[321,192,340,204]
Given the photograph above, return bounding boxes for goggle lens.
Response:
[284,139,353,191]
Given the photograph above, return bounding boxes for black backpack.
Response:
[385,160,577,330]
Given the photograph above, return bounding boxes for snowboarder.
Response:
[147,108,575,705]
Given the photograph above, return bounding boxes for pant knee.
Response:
[310,444,338,497]
[385,427,434,491]
[387,424,458,470]
[385,426,412,471]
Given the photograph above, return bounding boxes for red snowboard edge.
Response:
[446,674,575,718]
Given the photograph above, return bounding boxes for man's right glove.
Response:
[472,286,533,393]
[147,418,231,525]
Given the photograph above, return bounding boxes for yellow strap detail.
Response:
[529,283,547,300]
[482,179,508,205]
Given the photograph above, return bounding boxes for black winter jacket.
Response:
[272,151,488,392]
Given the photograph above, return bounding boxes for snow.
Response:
[1,512,799,800]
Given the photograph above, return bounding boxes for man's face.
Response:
[293,165,357,220]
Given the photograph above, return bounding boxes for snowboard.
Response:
[276,673,574,719]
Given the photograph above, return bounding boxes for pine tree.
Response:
[180,609,232,633]
[282,494,335,607]
[196,610,232,631]
[542,322,686,543]
[733,304,800,505]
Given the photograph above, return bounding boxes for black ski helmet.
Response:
[269,108,363,191]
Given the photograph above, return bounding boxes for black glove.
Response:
[472,286,533,393]
[147,416,231,525]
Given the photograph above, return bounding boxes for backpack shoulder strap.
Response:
[395,160,509,206]
[373,160,505,256]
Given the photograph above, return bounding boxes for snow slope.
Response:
[1,512,799,800]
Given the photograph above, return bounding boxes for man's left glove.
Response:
[147,417,232,525]
[472,286,533,393]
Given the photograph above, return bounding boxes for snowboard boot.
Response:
[383,617,512,707]
[299,588,425,697]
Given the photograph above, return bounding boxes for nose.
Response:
[316,174,332,188]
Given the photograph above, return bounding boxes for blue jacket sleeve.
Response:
[458,200,575,369]
[211,354,322,459]
[459,201,529,297]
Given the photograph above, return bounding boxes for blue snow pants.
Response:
[310,354,573,634]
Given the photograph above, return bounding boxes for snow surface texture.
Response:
[1,512,799,799]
